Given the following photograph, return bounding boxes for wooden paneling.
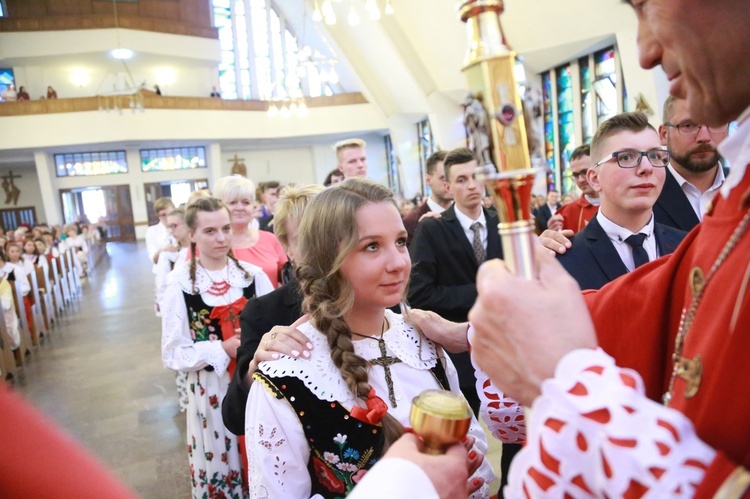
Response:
[0,16,218,38]
[2,0,215,37]
[0,93,369,116]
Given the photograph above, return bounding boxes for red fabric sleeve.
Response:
[0,384,136,498]
[693,452,749,498]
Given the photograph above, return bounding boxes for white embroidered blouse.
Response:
[246,309,495,499]
[160,260,273,376]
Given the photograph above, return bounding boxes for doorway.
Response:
[60,185,135,242]
[144,179,208,226]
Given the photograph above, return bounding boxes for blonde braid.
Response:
[299,265,405,449]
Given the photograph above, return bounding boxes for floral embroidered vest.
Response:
[183,284,255,372]
[254,361,449,498]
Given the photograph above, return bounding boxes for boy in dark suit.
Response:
[557,112,686,290]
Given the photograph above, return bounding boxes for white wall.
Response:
[0,105,389,151]
[219,131,389,191]
[12,64,219,100]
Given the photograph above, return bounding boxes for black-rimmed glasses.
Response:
[569,169,589,180]
[594,149,670,169]
[665,123,729,136]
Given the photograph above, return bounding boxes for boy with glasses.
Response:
[556,112,686,290]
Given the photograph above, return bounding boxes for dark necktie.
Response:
[470,222,485,264]
[625,233,649,269]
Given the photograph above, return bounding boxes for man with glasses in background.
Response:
[556,112,686,290]
[546,144,599,234]
[654,95,730,231]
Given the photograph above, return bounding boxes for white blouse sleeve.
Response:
[440,350,495,497]
[468,324,526,444]
[154,252,175,307]
[160,273,231,376]
[245,377,312,499]
[253,268,274,296]
[348,458,438,499]
[507,348,716,498]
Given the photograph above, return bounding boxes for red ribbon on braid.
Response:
[350,388,388,425]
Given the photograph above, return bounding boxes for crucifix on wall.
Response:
[229,154,247,177]
[1,171,21,206]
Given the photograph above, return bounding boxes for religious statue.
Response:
[463,93,493,165]
[1,171,21,206]
[229,154,247,177]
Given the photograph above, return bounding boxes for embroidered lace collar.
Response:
[173,260,257,294]
[258,309,438,403]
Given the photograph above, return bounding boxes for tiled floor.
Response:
[10,241,503,497]
[11,242,190,498]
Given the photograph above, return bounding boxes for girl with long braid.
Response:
[246,179,493,498]
[160,197,273,497]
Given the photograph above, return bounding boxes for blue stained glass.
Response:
[542,72,556,189]
[557,65,575,194]
[54,150,128,177]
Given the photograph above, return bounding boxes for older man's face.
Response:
[630,0,750,125]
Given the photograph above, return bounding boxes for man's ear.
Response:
[658,124,669,146]
[587,168,602,194]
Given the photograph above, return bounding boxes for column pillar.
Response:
[33,151,61,226]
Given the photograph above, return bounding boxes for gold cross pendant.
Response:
[675,354,702,399]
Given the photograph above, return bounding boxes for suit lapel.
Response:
[584,217,629,282]
[656,169,700,230]
[442,206,480,266]
[485,209,502,259]
[654,223,685,256]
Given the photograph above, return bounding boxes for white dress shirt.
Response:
[596,211,658,272]
[719,105,750,197]
[453,206,487,251]
[426,197,448,214]
[667,163,725,221]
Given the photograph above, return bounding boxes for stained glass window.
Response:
[385,135,402,198]
[55,151,128,177]
[594,47,617,126]
[140,147,207,172]
[212,0,340,101]
[580,57,594,145]
[542,72,556,189]
[214,0,237,100]
[284,30,302,98]
[235,0,251,100]
[557,65,575,194]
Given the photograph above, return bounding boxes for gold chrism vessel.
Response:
[410,389,473,455]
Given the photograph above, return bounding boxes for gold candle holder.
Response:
[479,165,541,279]
[410,389,472,455]
[460,0,540,280]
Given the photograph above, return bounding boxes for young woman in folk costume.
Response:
[0,248,21,352]
[161,197,273,497]
[246,179,494,498]
[6,242,35,338]
[22,238,49,271]
[156,207,191,413]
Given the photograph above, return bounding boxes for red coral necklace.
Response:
[200,265,230,296]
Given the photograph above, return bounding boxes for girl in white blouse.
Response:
[246,179,493,498]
